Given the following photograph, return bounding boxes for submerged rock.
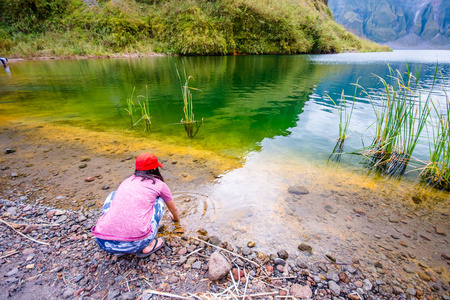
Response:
[288,186,309,195]
[298,243,312,254]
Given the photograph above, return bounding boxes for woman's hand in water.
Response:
[166,200,180,222]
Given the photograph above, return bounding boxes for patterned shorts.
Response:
[96,191,164,254]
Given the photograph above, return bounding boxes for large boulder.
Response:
[208,251,231,281]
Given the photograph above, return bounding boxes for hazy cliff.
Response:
[328,0,450,49]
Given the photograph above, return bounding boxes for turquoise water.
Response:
[1,50,449,168]
[2,51,450,258]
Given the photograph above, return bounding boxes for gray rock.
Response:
[121,292,135,300]
[63,288,75,299]
[208,251,231,281]
[107,289,121,299]
[73,275,84,283]
[346,265,357,274]
[277,250,289,260]
[363,279,373,291]
[6,207,17,215]
[328,281,341,296]
[326,272,339,282]
[379,285,393,296]
[274,258,286,266]
[288,186,309,195]
[185,257,197,267]
[191,261,202,269]
[6,268,19,277]
[208,236,221,246]
[296,260,309,269]
[324,205,338,214]
[405,287,416,296]
[313,276,322,283]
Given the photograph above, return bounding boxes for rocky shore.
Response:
[1,122,449,299]
[1,198,447,300]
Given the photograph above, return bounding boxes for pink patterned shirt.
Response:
[91,175,173,241]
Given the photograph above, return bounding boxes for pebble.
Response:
[85,176,95,182]
[298,243,312,254]
[289,284,312,298]
[435,227,446,235]
[79,163,87,169]
[277,250,288,259]
[328,280,341,296]
[287,186,309,195]
[363,279,373,291]
[247,241,255,248]
[63,288,75,299]
[338,271,350,284]
[324,204,338,214]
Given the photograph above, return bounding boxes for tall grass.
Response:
[137,85,152,132]
[125,87,137,127]
[175,66,203,138]
[328,81,358,161]
[124,86,152,131]
[361,65,433,176]
[422,79,450,190]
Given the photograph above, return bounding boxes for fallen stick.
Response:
[186,247,203,258]
[191,237,264,270]
[0,250,20,260]
[247,291,279,297]
[142,286,189,299]
[0,218,50,246]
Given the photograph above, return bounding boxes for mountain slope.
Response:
[328,0,450,49]
[0,0,388,58]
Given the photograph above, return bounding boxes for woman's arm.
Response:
[165,200,180,222]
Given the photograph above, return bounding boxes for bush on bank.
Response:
[0,0,389,58]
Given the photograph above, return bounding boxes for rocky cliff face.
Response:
[328,0,450,49]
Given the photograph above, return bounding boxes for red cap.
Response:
[135,153,163,171]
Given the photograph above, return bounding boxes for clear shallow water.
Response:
[1,51,450,260]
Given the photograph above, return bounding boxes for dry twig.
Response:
[0,218,50,246]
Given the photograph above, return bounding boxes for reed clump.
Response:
[176,67,203,138]
[333,64,449,191]
[361,65,432,176]
[421,81,449,191]
[124,86,152,132]
[328,81,358,162]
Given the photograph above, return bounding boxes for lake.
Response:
[1,50,449,269]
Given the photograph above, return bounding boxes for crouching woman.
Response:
[91,153,179,258]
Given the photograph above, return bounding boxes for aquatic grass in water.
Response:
[125,87,137,127]
[124,86,152,131]
[175,66,204,138]
[328,81,358,162]
[361,65,433,176]
[422,79,450,191]
[137,85,151,132]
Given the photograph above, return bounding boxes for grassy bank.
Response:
[0,0,389,58]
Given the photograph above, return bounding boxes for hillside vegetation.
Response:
[0,0,389,58]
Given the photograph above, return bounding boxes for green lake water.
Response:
[1,51,450,262]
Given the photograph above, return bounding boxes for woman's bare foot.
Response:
[142,237,164,254]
